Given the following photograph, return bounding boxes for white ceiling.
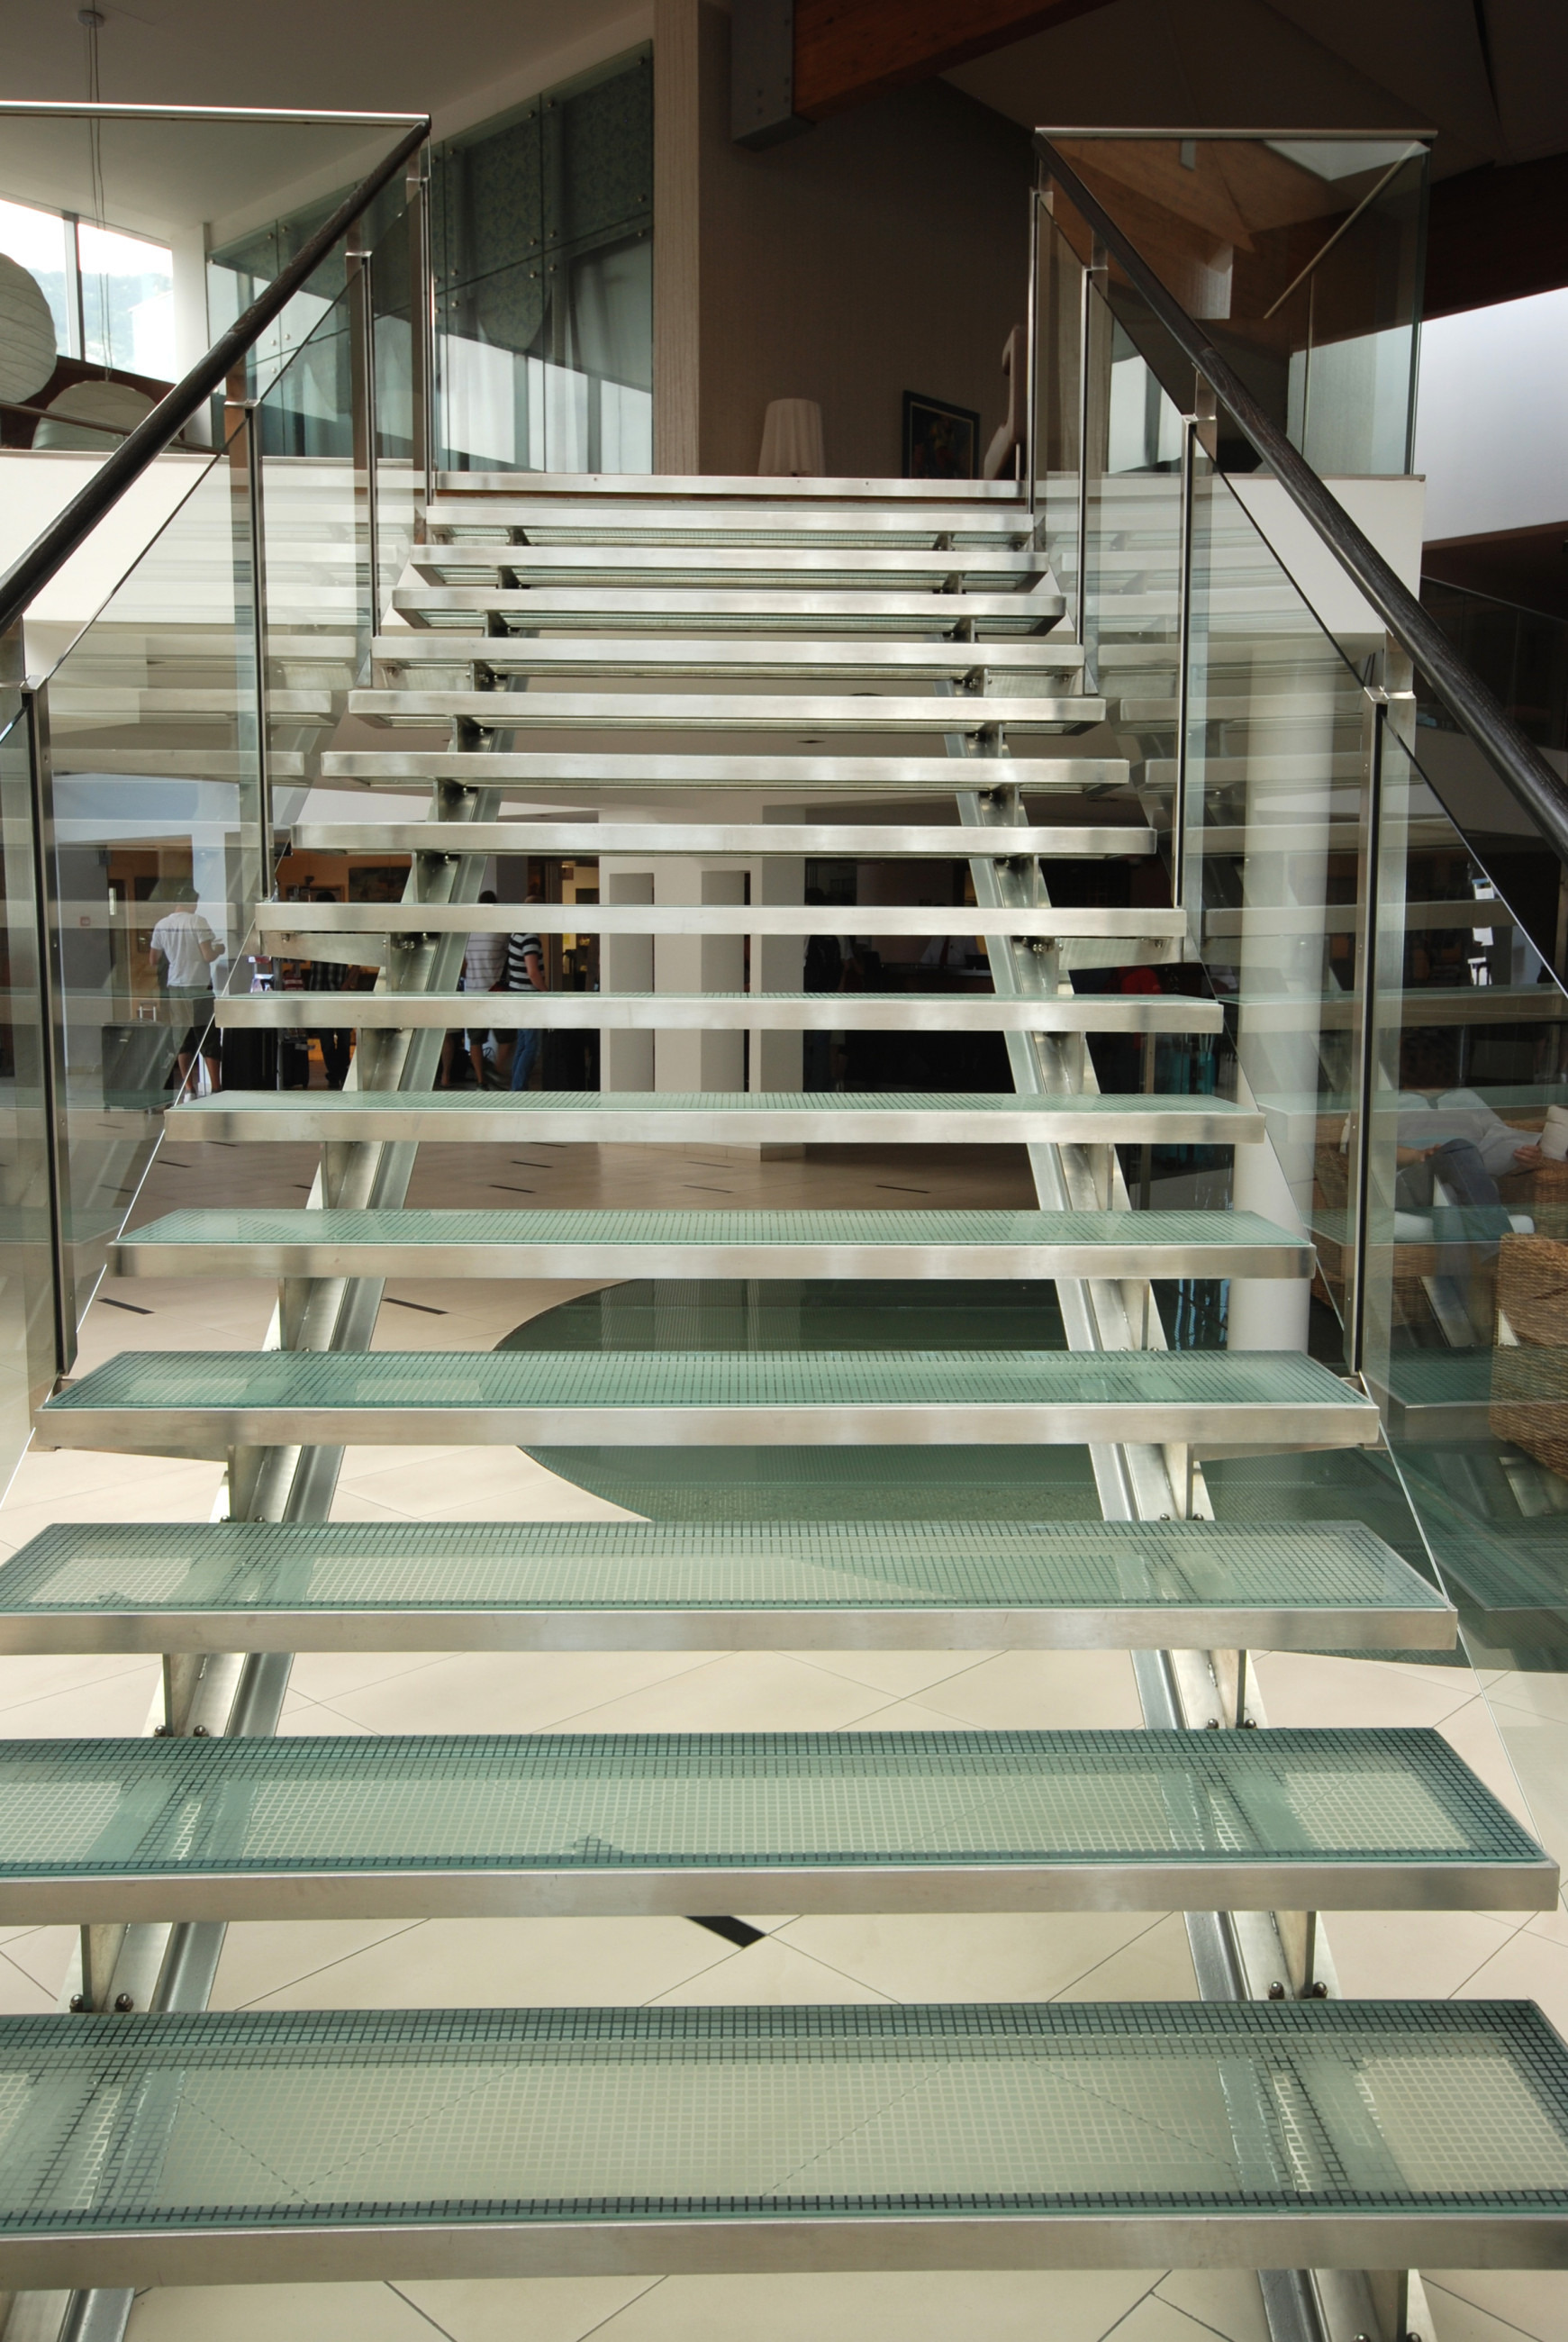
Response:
[0,0,650,236]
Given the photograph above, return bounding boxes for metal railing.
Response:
[0,112,431,648]
[1029,131,1568,874]
[0,108,433,1408]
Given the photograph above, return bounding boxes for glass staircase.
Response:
[2,116,1568,2342]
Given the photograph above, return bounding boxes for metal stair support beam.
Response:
[953,714,1326,2342]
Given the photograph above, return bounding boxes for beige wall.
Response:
[692,3,1033,480]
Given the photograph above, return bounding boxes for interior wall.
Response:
[693,4,1033,479]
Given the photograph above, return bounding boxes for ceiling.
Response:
[947,0,1568,180]
[0,0,648,236]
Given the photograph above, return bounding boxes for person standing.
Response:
[149,880,222,1099]
[304,891,353,1089]
[507,892,548,1090]
[441,890,508,1088]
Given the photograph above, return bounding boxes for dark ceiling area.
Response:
[773,0,1568,317]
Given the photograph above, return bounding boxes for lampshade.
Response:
[33,379,155,451]
[758,397,824,477]
[0,254,58,404]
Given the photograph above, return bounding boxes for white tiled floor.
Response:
[7,1135,1566,2340]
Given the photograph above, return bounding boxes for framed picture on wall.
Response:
[902,391,979,479]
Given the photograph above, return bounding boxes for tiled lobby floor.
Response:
[2,1136,1563,2340]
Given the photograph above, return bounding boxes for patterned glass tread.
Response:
[0,1730,1545,1921]
[114,1207,1310,1266]
[3,2002,1567,2286]
[0,1517,1453,1654]
[41,1348,1378,1455]
[168,1090,1264,1140]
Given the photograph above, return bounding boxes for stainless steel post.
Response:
[1346,691,1388,1380]
[1075,234,1108,688]
[1172,413,1198,917]
[21,676,75,1378]
[346,230,380,631]
[1024,176,1041,516]
[405,144,437,510]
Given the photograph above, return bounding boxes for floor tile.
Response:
[0,1947,60,2012]
[1153,2269,1271,2342]
[238,1914,734,2011]
[585,2269,1162,2342]
[288,1649,454,1704]
[535,1650,892,1736]
[1324,1908,1520,2000]
[1424,2269,1568,2340]
[0,1926,74,1996]
[912,1647,1143,1729]
[126,2281,442,2342]
[778,1647,1002,1699]
[393,2275,662,2342]
[1110,2295,1255,2342]
[0,1664,160,1738]
[1451,1925,1568,2033]
[774,1910,1169,2002]
[1253,1651,1476,1732]
[1050,1910,1197,2002]
[649,1930,892,2003]
[327,1649,714,1736]
[210,1919,425,2011]
[1421,2277,1552,2340]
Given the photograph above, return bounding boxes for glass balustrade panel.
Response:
[1047,133,1428,477]
[31,450,252,1303]
[0,700,58,1476]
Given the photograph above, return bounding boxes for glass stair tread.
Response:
[167,1092,1264,1148]
[317,751,1131,793]
[424,503,1033,539]
[251,905,1188,936]
[0,1517,1452,1655]
[289,820,1153,858]
[39,1348,1380,1458]
[391,587,1070,635]
[367,635,1085,675]
[111,1208,1311,1284]
[215,995,1219,1035]
[0,1727,1545,1924]
[5,2002,1568,2288]
[349,688,1105,732]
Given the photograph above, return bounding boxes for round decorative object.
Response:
[0,252,58,404]
[32,378,155,451]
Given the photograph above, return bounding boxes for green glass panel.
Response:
[120,1207,1309,1254]
[43,1346,1374,1415]
[0,1728,1534,1878]
[0,1517,1446,1620]
[1,2003,1564,2231]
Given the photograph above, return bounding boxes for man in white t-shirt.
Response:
[150,884,222,1097]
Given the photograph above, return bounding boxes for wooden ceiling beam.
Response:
[793,0,1117,119]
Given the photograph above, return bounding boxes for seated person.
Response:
[1395,1030,1543,1216]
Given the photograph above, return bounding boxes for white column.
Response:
[751,855,803,1092]
[656,860,744,1092]
[1226,647,1330,1353]
[600,865,654,1091]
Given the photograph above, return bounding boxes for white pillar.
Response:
[656,860,744,1092]
[1226,645,1332,1353]
[752,855,802,1092]
[600,865,654,1091]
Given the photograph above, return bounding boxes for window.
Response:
[0,195,175,381]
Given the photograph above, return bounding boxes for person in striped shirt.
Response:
[507,891,547,1090]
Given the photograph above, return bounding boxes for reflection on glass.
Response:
[0,196,74,360]
[254,279,369,849]
[1049,134,1428,478]
[0,704,59,1482]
